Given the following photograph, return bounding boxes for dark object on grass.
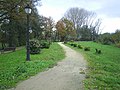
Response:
[84,47,90,51]
[78,45,83,49]
[70,43,74,46]
[1,47,16,53]
[95,49,101,54]
[73,44,77,47]
[4,47,16,51]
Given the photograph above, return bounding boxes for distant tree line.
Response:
[55,7,102,41]
[97,30,120,47]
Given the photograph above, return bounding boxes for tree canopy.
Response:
[55,18,76,41]
[0,0,56,48]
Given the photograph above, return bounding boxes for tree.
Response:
[64,7,102,40]
[55,18,77,41]
[0,0,41,22]
[79,25,91,40]
[61,18,76,40]
[44,17,54,41]
[56,20,66,41]
[99,33,112,45]
[64,8,88,29]
[111,30,120,44]
[0,0,41,48]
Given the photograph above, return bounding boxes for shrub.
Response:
[84,47,90,51]
[29,39,41,54]
[78,45,83,49]
[70,43,74,46]
[73,44,77,47]
[116,42,120,48]
[102,37,112,45]
[99,33,113,45]
[40,40,50,49]
[95,49,102,54]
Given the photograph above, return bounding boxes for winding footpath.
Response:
[10,42,87,90]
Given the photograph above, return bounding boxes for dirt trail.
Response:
[11,42,87,90]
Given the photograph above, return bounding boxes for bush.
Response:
[84,47,90,51]
[73,44,77,47]
[29,39,41,54]
[40,40,50,49]
[95,49,102,54]
[116,42,120,48]
[70,43,74,46]
[98,33,113,45]
[102,37,112,45]
[78,45,83,49]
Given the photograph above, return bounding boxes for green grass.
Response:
[67,41,120,90]
[0,42,65,90]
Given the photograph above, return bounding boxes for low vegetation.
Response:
[0,43,65,90]
[29,39,41,54]
[66,41,120,90]
[97,30,120,48]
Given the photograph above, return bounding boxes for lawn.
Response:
[0,42,65,90]
[67,41,120,90]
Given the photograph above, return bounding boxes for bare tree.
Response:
[64,7,89,30]
[64,7,102,40]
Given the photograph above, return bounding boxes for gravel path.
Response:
[11,42,87,90]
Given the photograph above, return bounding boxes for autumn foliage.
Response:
[55,18,76,41]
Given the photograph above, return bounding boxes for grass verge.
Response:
[0,42,65,89]
[66,41,120,90]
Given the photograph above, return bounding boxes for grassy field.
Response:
[67,41,120,90]
[0,43,65,90]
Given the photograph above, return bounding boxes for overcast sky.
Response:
[37,0,120,33]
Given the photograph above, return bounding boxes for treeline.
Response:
[0,0,55,49]
[98,30,120,47]
[55,7,102,41]
[55,7,120,48]
[1,1,119,49]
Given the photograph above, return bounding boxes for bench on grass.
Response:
[0,47,16,53]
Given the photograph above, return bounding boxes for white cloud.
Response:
[73,0,103,11]
[101,17,120,33]
[37,6,65,22]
